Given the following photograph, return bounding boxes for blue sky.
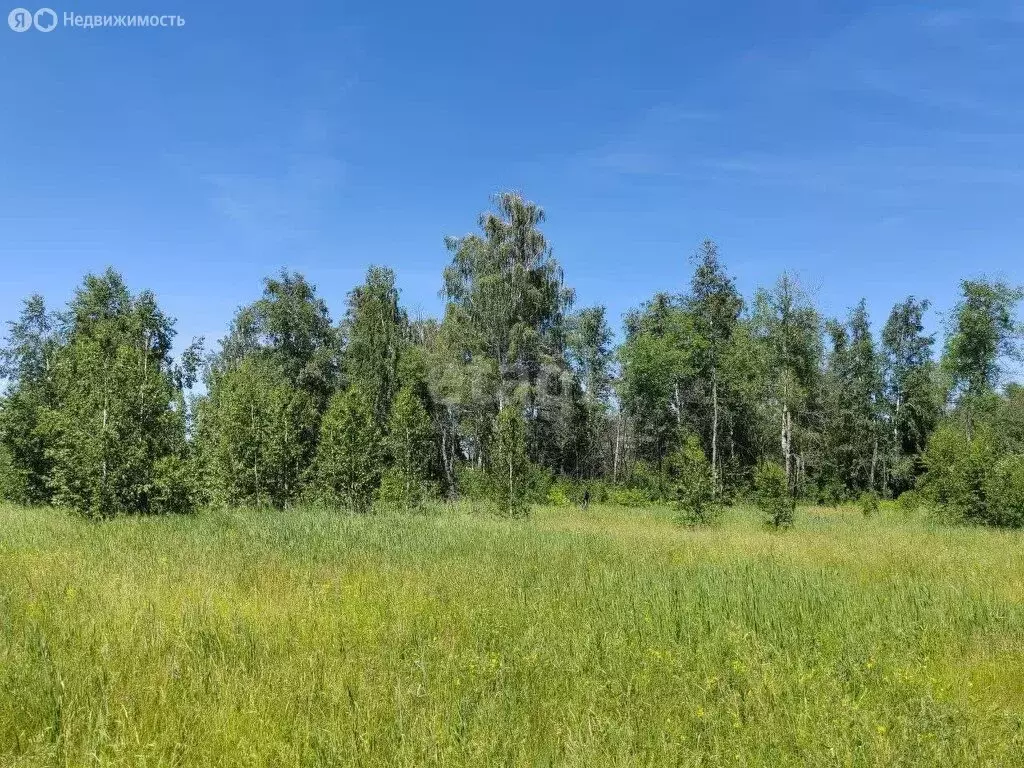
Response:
[2,0,1022,361]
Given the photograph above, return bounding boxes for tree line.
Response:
[1,192,1022,525]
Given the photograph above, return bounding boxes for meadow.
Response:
[2,502,1023,767]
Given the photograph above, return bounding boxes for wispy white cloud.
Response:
[580,104,717,177]
[196,58,358,251]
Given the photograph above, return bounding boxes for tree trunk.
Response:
[711,374,719,492]
[251,403,260,507]
[782,405,793,492]
[612,411,622,484]
[869,436,878,491]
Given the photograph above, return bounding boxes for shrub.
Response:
[858,491,880,517]
[589,481,609,504]
[606,486,649,507]
[668,434,720,526]
[754,461,794,529]
[817,478,848,507]
[455,465,489,500]
[525,464,555,505]
[626,460,663,502]
[545,479,573,507]
[983,454,1024,528]
[150,455,199,515]
[895,489,923,516]
[920,423,998,525]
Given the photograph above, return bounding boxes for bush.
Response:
[606,486,649,507]
[0,443,28,505]
[920,423,998,525]
[668,434,720,526]
[454,465,489,500]
[754,461,794,529]
[545,479,573,507]
[895,489,923,516]
[983,454,1024,528]
[817,478,848,507]
[625,460,664,502]
[525,464,555,505]
[858,491,880,518]
[150,455,199,515]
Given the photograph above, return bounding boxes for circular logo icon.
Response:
[33,7,56,31]
[8,7,33,31]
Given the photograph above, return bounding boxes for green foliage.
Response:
[218,270,339,406]
[619,294,706,463]
[315,387,384,514]
[378,385,435,511]
[566,305,615,477]
[754,460,794,529]
[882,297,940,494]
[199,357,317,508]
[150,454,200,515]
[920,422,994,524]
[815,477,848,507]
[895,489,923,516]
[820,300,884,497]
[919,422,1024,528]
[454,464,490,500]
[0,295,56,505]
[488,408,531,518]
[441,192,576,476]
[37,270,194,517]
[984,454,1024,528]
[0,442,23,503]
[668,434,720,525]
[943,279,1023,434]
[624,460,664,501]
[0,196,1016,526]
[343,266,407,427]
[750,274,823,496]
[606,485,650,507]
[858,491,880,518]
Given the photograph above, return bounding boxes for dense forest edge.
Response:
[1,191,1022,527]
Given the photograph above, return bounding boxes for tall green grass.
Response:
[2,502,1023,766]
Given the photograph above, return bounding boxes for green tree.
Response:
[198,271,337,505]
[754,460,794,529]
[315,387,384,514]
[0,295,57,504]
[198,357,316,508]
[442,192,574,443]
[342,266,407,428]
[379,385,435,510]
[488,407,531,517]
[219,269,339,407]
[668,433,720,525]
[38,270,195,516]
[619,293,707,472]
[942,279,1023,437]
[881,297,940,493]
[820,300,884,496]
[566,305,614,478]
[751,274,822,494]
[687,240,743,491]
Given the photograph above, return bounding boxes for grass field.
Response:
[2,502,1024,767]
